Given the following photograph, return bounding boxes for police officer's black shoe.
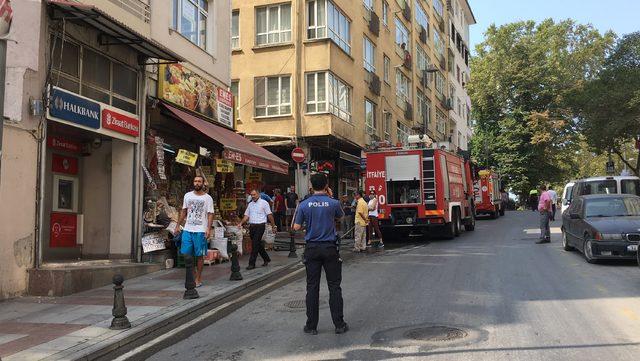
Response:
[303,325,318,335]
[246,265,256,270]
[335,323,349,334]
[262,261,270,267]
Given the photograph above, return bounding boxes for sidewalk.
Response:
[0,235,354,361]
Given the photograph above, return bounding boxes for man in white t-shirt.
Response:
[175,175,214,287]
[547,186,558,221]
[238,189,276,270]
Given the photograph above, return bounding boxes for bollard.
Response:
[228,241,243,281]
[110,274,131,330]
[288,230,297,258]
[183,254,200,299]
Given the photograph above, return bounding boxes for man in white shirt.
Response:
[547,186,558,221]
[238,189,277,270]
[175,175,214,287]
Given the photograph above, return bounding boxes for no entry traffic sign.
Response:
[291,147,306,163]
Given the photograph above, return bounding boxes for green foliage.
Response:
[569,32,640,175]
[468,19,615,197]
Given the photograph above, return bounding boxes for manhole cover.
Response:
[284,300,306,308]
[404,326,468,342]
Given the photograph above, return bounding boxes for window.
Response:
[365,99,376,135]
[435,71,445,99]
[621,180,640,196]
[434,30,445,60]
[231,10,240,50]
[50,35,138,114]
[328,1,351,54]
[433,0,444,17]
[436,109,446,134]
[414,1,428,30]
[305,72,352,122]
[172,0,209,50]
[363,0,374,11]
[416,43,430,76]
[363,37,376,72]
[395,18,409,52]
[384,111,391,141]
[397,121,410,145]
[382,1,389,26]
[306,72,327,113]
[307,0,327,39]
[416,91,431,126]
[255,75,291,117]
[231,81,239,120]
[383,54,390,83]
[256,3,292,46]
[395,70,411,108]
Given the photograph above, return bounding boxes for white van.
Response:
[565,176,640,212]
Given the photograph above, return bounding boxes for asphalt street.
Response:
[148,211,640,361]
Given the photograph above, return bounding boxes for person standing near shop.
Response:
[273,189,286,231]
[175,175,214,288]
[285,186,299,231]
[353,191,369,252]
[238,189,276,269]
[367,190,384,248]
[340,194,354,238]
[293,174,348,335]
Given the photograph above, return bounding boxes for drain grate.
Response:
[404,326,468,342]
[284,300,306,309]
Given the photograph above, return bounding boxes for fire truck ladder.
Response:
[423,157,437,206]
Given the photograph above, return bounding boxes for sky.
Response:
[468,0,640,51]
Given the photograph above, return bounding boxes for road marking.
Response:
[113,267,306,361]
[621,308,639,321]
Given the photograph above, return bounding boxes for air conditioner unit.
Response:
[369,73,381,95]
[369,11,380,37]
[419,25,428,44]
[404,102,413,120]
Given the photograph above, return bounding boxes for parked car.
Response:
[570,176,640,199]
[561,194,640,263]
[560,181,576,215]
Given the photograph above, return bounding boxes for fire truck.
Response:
[473,169,504,218]
[364,139,476,240]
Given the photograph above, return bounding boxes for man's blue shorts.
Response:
[180,231,207,257]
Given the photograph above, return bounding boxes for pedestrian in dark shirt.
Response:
[273,189,286,231]
[285,186,299,231]
[294,174,348,335]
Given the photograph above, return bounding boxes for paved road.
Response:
[149,211,640,361]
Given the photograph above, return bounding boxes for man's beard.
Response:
[194,185,203,191]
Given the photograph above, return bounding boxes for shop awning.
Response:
[47,0,183,62]
[161,103,290,175]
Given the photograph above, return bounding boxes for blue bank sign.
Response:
[48,87,101,129]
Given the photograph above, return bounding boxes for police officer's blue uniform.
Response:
[294,192,347,334]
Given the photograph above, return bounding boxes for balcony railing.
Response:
[107,0,150,23]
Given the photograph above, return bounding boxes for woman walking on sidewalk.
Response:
[367,190,384,248]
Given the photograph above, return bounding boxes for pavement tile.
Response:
[0,322,87,358]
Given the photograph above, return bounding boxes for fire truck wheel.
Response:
[442,215,457,240]
[464,213,476,232]
[454,208,462,237]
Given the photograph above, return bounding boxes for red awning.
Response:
[161,103,290,175]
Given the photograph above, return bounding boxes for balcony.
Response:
[107,0,150,23]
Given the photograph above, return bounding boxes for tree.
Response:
[468,19,615,197]
[569,32,640,175]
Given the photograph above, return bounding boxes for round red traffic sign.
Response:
[291,147,306,163]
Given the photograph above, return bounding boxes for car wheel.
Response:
[583,238,597,264]
[562,229,573,251]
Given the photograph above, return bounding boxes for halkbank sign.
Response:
[49,86,101,129]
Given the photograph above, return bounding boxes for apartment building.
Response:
[231,0,476,195]
[0,0,234,299]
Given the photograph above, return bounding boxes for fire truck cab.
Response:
[364,144,476,240]
[473,170,504,218]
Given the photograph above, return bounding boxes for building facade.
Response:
[0,0,232,299]
[231,0,476,196]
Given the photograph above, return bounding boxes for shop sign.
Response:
[52,154,79,175]
[216,159,235,173]
[220,197,238,211]
[247,172,262,182]
[217,88,234,128]
[158,64,233,128]
[102,108,140,137]
[50,212,77,248]
[47,136,81,153]
[48,86,101,129]
[141,232,167,253]
[223,149,289,175]
[176,149,198,167]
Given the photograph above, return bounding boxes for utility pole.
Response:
[0,0,13,187]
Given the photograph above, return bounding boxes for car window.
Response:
[580,180,617,195]
[621,180,640,196]
[563,185,574,205]
[569,198,582,214]
[584,197,640,217]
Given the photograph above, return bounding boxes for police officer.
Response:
[293,174,348,335]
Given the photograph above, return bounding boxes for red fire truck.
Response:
[364,145,476,240]
[473,170,504,218]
